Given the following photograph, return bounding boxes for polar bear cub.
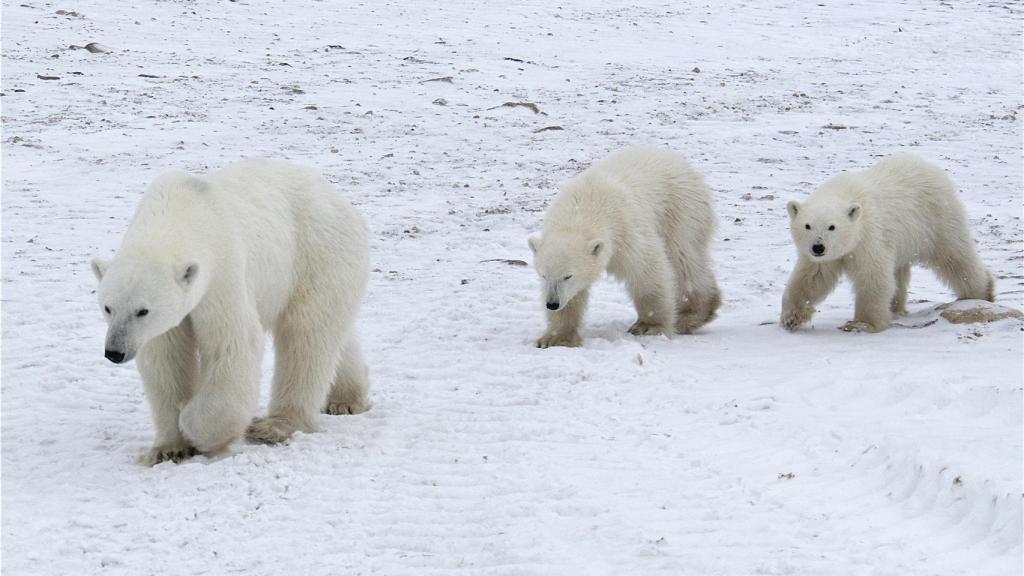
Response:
[781,153,995,333]
[528,146,721,348]
[92,160,370,465]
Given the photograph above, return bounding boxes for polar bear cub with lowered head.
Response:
[781,153,995,333]
[92,160,370,465]
[528,146,721,348]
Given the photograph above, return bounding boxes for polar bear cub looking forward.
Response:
[781,153,995,333]
[92,160,370,465]
[529,147,721,348]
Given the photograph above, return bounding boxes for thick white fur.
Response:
[92,160,370,465]
[529,146,720,348]
[781,153,995,333]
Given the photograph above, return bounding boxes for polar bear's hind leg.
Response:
[324,335,371,416]
[246,296,346,445]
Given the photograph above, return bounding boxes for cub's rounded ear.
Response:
[527,235,541,254]
[586,239,605,257]
[786,200,800,219]
[179,262,200,287]
[847,203,861,221]
[91,257,110,281]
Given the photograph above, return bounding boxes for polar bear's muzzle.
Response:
[811,243,826,257]
[104,329,136,364]
[104,344,135,364]
[545,285,562,311]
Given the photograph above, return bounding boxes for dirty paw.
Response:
[245,416,297,445]
[323,399,372,415]
[840,320,885,333]
[780,307,812,331]
[628,320,670,337]
[536,332,581,349]
[675,313,709,335]
[140,444,198,466]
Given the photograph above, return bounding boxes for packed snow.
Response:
[2,1,1021,574]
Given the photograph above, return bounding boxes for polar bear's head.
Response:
[786,198,862,262]
[528,232,610,311]
[91,256,201,363]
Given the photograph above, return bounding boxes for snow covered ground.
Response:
[2,0,1022,574]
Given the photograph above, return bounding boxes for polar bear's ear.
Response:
[786,200,800,219]
[178,262,200,287]
[586,239,605,257]
[847,203,861,221]
[527,235,541,254]
[91,257,109,281]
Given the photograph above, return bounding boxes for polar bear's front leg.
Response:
[179,310,262,454]
[891,264,911,316]
[625,249,676,337]
[537,288,589,348]
[136,321,199,466]
[848,254,896,333]
[247,301,349,444]
[780,258,842,331]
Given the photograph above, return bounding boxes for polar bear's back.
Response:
[870,154,971,261]
[208,159,351,219]
[584,146,715,243]
[856,154,965,235]
[205,159,366,261]
[588,147,710,207]
[209,160,368,324]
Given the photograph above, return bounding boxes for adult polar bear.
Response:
[781,153,995,333]
[92,160,370,465]
[529,147,720,348]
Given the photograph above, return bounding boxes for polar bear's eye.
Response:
[804,224,811,230]
[104,306,111,315]
[563,275,573,281]
[136,308,149,318]
[828,224,835,231]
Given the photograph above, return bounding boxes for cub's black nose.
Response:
[105,349,126,364]
[546,301,559,311]
[812,244,825,256]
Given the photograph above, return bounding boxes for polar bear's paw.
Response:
[140,443,198,467]
[840,320,886,333]
[675,314,706,335]
[627,320,671,337]
[245,416,297,445]
[324,399,372,416]
[536,332,582,349]
[780,306,813,331]
[840,320,870,332]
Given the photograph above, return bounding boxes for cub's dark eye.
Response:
[103,306,111,315]
[828,225,835,231]
[804,224,811,230]
[563,275,573,281]
[136,309,149,317]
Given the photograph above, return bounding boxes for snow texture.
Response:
[2,1,1021,575]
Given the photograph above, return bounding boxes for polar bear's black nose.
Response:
[546,301,559,311]
[812,244,826,256]
[105,349,126,364]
